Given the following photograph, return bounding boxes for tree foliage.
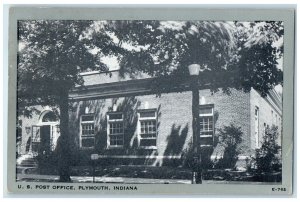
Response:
[253,126,281,173]
[18,20,118,115]
[18,20,284,113]
[215,124,243,169]
[228,21,283,96]
[111,21,235,76]
[103,21,283,96]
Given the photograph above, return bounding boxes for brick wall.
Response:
[198,89,251,157]
[68,92,193,166]
[17,70,282,169]
[20,88,278,168]
[68,88,252,166]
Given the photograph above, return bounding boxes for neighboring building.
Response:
[17,70,282,169]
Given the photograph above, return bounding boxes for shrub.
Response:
[252,126,281,173]
[215,124,243,170]
[181,142,214,169]
[181,142,195,169]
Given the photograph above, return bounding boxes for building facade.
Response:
[17,70,282,169]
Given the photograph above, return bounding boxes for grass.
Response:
[21,165,281,182]
[71,165,192,180]
[78,165,192,180]
[23,165,192,180]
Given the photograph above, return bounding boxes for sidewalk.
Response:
[17,174,191,184]
[16,174,279,185]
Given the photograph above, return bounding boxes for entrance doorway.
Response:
[40,125,51,155]
[31,110,60,156]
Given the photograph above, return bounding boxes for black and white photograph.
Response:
[15,19,285,185]
[5,6,295,196]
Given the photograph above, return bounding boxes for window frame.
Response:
[137,109,158,149]
[254,106,260,148]
[80,114,95,149]
[107,112,124,148]
[199,104,214,147]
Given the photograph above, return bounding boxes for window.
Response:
[255,106,259,148]
[80,115,95,149]
[42,111,58,122]
[17,120,22,143]
[271,110,274,124]
[107,112,124,147]
[199,104,214,147]
[138,109,157,148]
[263,123,267,133]
[31,126,41,153]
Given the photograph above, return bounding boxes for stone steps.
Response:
[17,156,38,167]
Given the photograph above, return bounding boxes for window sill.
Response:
[107,146,124,149]
[138,146,157,150]
[200,145,213,147]
[79,147,95,150]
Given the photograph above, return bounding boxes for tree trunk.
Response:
[57,93,71,182]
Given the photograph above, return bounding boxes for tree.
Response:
[17,20,121,181]
[228,21,283,97]
[105,21,283,96]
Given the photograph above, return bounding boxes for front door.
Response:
[40,125,51,155]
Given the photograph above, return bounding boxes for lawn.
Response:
[75,165,192,179]
[24,165,192,180]
[22,165,281,182]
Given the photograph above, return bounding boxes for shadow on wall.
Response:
[154,110,220,167]
[69,100,107,149]
[180,111,220,169]
[164,124,189,155]
[116,97,141,151]
[155,124,189,167]
[95,96,143,155]
[94,114,108,152]
[67,100,107,165]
